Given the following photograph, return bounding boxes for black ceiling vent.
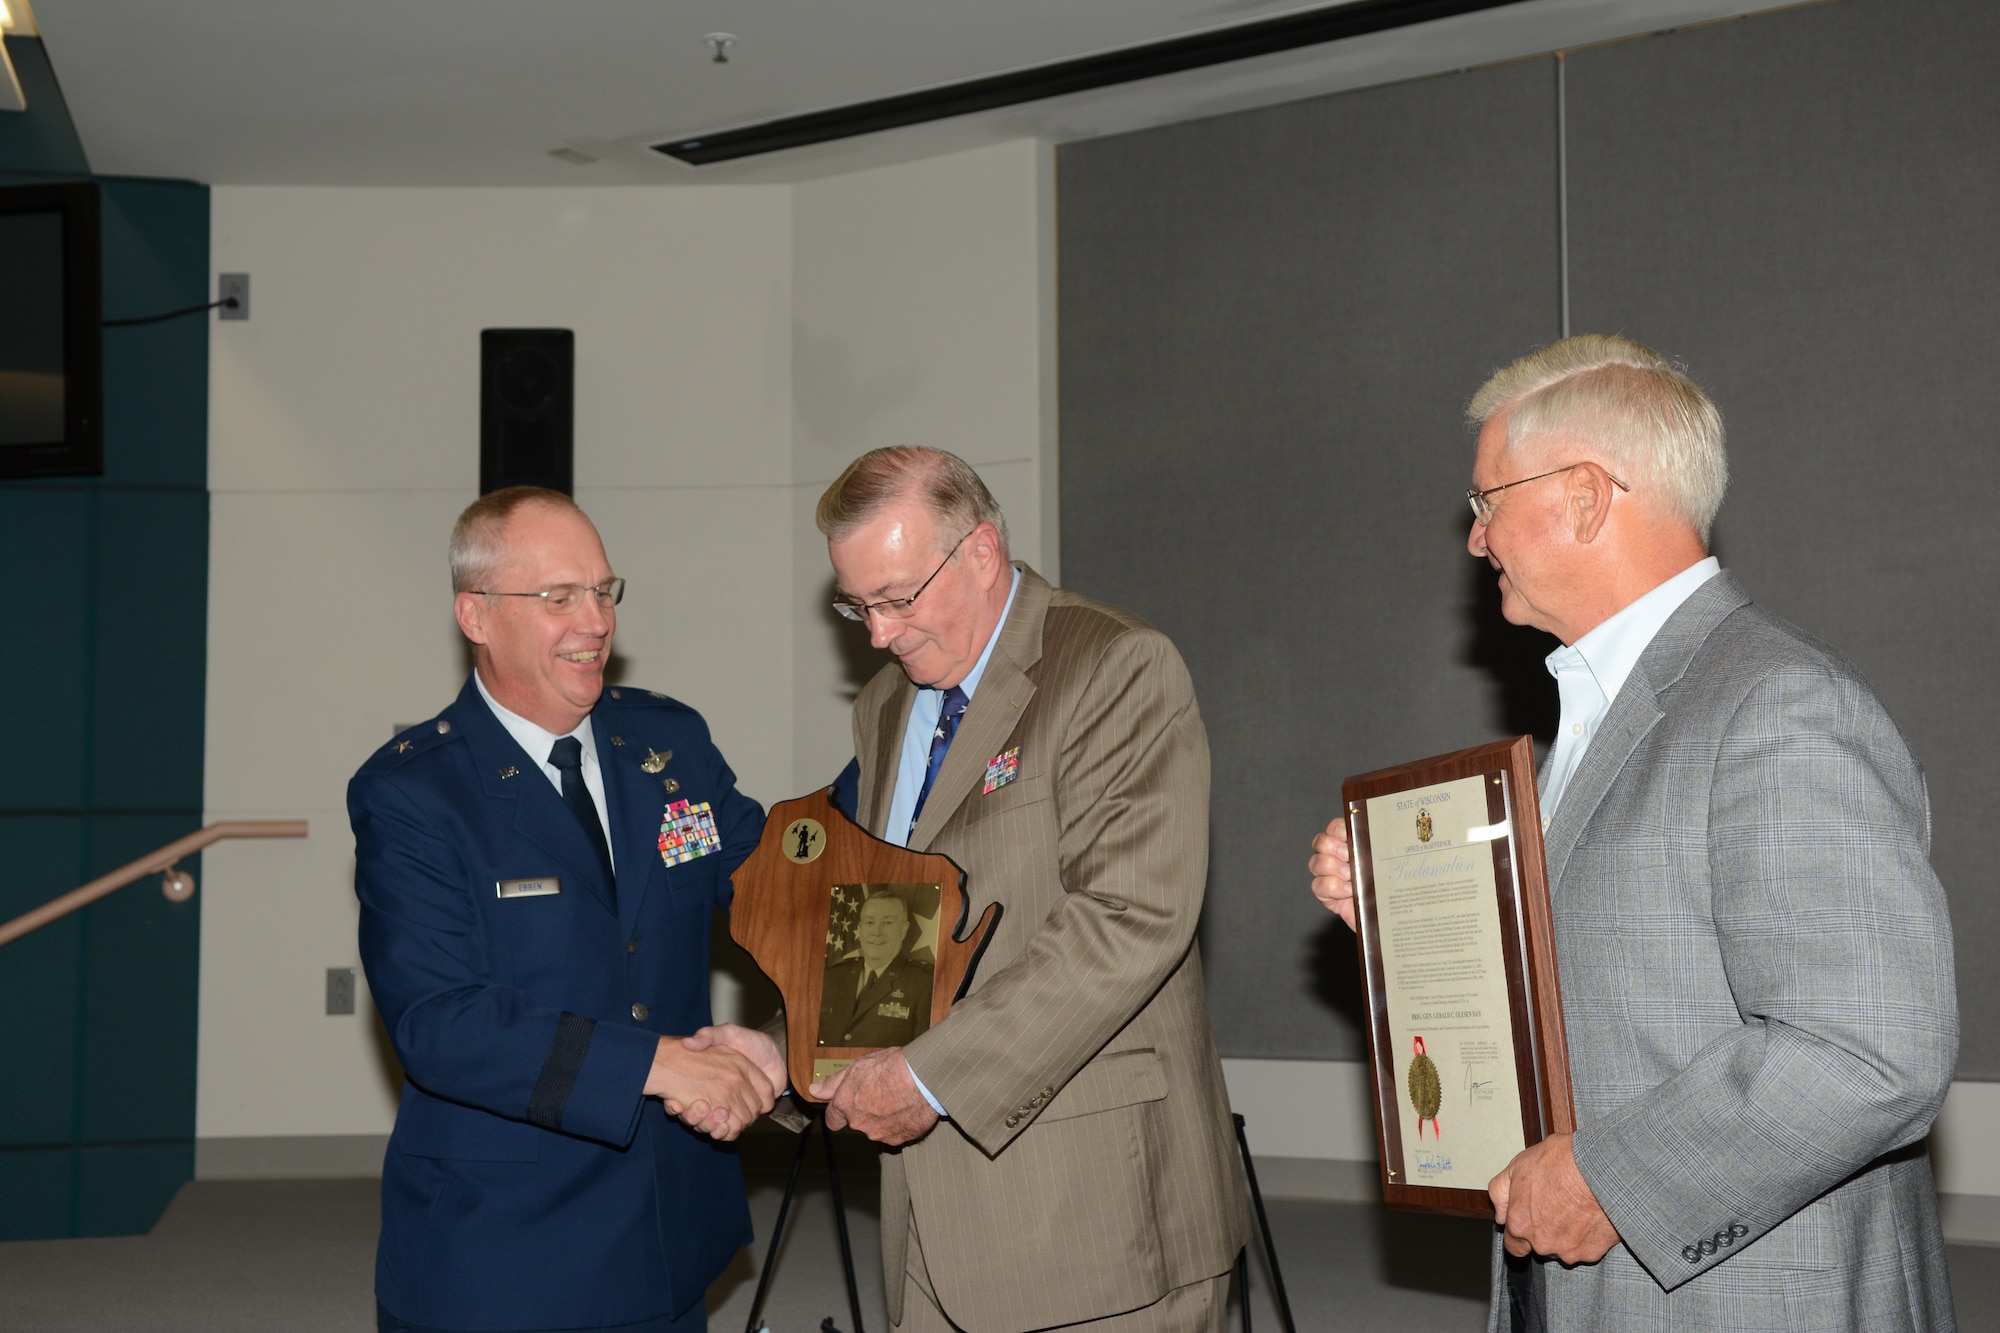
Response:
[654,0,1526,166]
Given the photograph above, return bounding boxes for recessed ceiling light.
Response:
[548,146,599,166]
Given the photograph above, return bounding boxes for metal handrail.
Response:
[0,820,308,948]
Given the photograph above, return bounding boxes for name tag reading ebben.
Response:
[496,877,561,899]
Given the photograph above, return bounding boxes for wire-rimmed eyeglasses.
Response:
[832,531,971,623]
[1466,464,1629,525]
[474,578,626,615]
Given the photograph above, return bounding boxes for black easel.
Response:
[745,1109,1292,1333]
[1234,1113,1297,1333]
[744,1109,866,1333]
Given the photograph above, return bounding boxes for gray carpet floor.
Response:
[0,1155,1993,1331]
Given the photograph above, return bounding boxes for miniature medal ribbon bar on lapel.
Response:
[981,747,1021,794]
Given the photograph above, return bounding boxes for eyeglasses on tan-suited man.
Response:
[831,529,972,623]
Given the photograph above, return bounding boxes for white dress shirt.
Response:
[1540,557,1721,823]
[473,671,615,871]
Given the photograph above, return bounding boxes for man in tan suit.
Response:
[807,447,1249,1332]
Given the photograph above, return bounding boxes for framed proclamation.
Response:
[729,788,1001,1099]
[1342,735,1573,1218]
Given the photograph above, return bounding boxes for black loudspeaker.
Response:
[480,328,574,495]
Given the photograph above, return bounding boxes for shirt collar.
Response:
[1551,556,1721,703]
[940,565,1022,704]
[473,669,595,768]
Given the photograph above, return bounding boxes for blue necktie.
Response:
[908,686,970,838]
[548,736,615,891]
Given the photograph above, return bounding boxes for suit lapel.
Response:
[860,682,913,838]
[454,679,620,919]
[850,966,893,1023]
[1541,692,1662,896]
[908,568,1050,850]
[1541,572,1752,894]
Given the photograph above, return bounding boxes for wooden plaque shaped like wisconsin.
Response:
[729,788,1001,1101]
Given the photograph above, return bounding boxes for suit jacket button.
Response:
[628,938,639,954]
[631,1003,649,1021]
[1005,1114,1021,1128]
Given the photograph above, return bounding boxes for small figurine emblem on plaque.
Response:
[784,818,826,864]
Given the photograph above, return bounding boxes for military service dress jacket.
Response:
[819,953,934,1048]
[350,676,764,1331]
[853,566,1250,1333]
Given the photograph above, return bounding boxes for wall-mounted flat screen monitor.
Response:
[0,180,101,478]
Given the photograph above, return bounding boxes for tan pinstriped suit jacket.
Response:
[854,567,1249,1332]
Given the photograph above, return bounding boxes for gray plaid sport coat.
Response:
[1492,572,1959,1332]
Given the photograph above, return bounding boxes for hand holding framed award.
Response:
[1343,735,1573,1218]
[729,788,1000,1099]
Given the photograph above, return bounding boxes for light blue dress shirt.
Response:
[880,566,1020,1115]
[1540,556,1721,823]
[883,567,1023,847]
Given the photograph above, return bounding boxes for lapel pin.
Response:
[498,765,519,779]
[661,778,681,794]
[610,735,625,747]
[394,740,413,754]
[642,748,671,774]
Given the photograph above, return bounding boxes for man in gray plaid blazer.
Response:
[1310,335,1958,1331]
[809,447,1249,1333]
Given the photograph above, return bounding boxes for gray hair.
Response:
[815,447,1010,555]
[448,486,581,592]
[1467,335,1728,541]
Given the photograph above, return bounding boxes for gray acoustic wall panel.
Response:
[1564,0,1999,1076]
[1058,59,1562,1061]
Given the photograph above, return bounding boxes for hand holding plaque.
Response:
[1339,736,1574,1218]
[728,787,1000,1100]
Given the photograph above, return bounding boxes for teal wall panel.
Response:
[91,489,209,812]
[0,491,91,809]
[77,821,202,1144]
[0,817,84,1146]
[98,179,212,488]
[1,44,208,1239]
[77,1142,196,1238]
[0,1148,75,1241]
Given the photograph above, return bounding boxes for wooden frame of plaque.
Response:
[729,787,1001,1100]
[1343,735,1573,1218]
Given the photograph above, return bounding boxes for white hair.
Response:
[1467,334,1728,541]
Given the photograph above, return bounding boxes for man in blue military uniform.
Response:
[350,486,786,1333]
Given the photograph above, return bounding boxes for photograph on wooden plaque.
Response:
[1342,735,1574,1218]
[729,788,999,1099]
[816,884,942,1049]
